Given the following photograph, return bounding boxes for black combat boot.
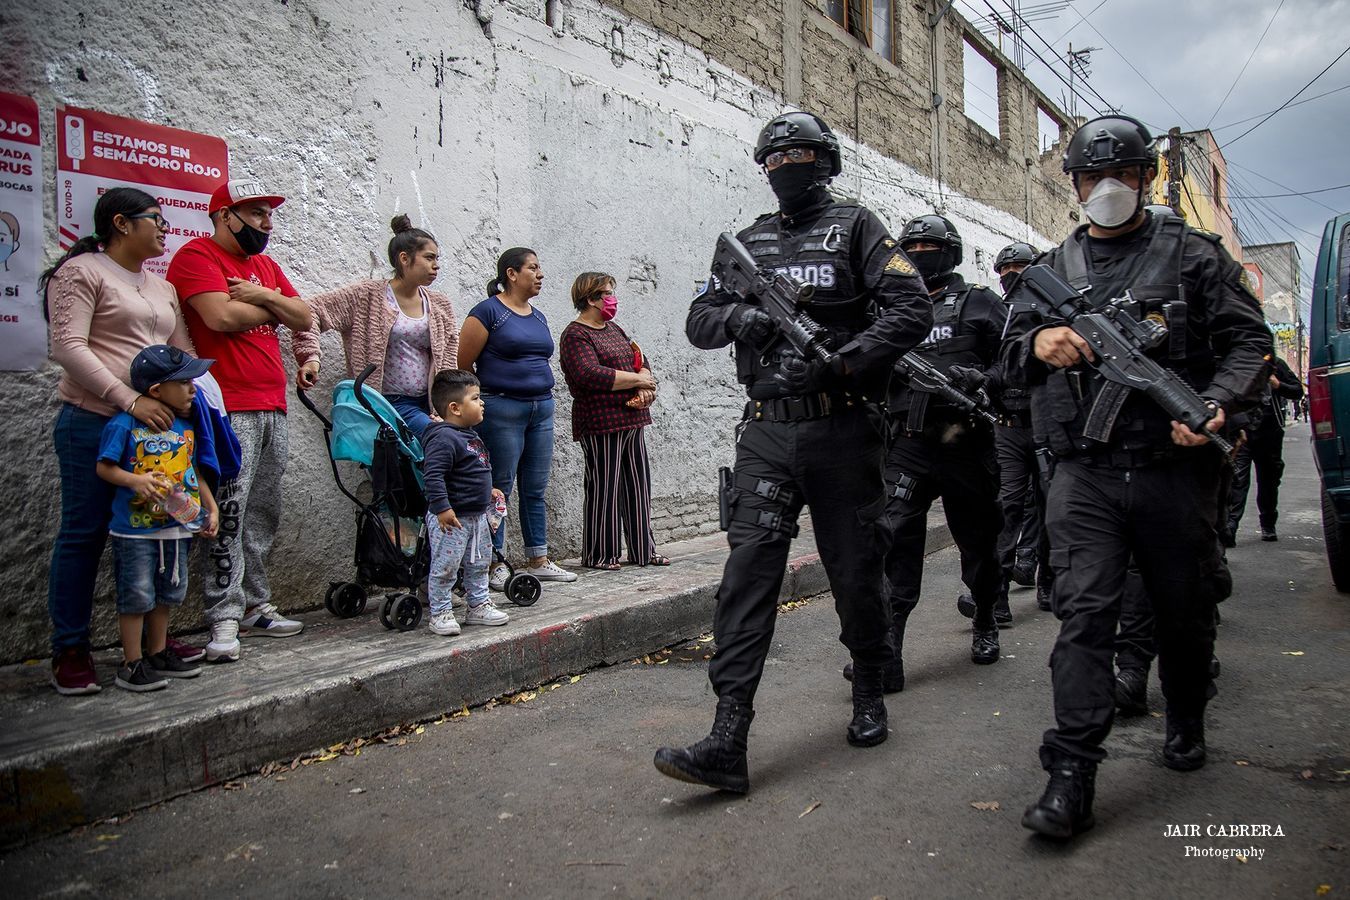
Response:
[1036,580,1052,611]
[1114,667,1149,717]
[1011,549,1037,586]
[1162,713,1206,771]
[841,657,905,692]
[971,621,1000,664]
[1022,755,1097,839]
[959,591,1012,628]
[654,698,754,793]
[846,663,889,747]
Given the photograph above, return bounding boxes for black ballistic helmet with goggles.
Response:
[1061,114,1157,174]
[754,111,843,182]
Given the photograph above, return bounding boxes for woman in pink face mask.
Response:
[559,272,668,570]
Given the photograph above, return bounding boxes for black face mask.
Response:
[767,163,821,215]
[906,248,955,283]
[228,208,270,256]
[1000,270,1023,294]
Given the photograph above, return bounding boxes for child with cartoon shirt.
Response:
[422,369,510,636]
[97,345,220,692]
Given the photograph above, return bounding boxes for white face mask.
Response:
[1082,177,1140,228]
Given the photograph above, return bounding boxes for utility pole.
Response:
[1166,126,1185,218]
[1065,44,1098,120]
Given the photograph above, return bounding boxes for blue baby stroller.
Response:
[298,365,539,632]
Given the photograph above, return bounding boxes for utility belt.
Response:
[743,392,858,423]
[1070,445,1182,469]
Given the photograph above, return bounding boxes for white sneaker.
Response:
[464,601,510,627]
[489,562,510,592]
[525,559,577,583]
[428,611,461,636]
[241,602,304,637]
[205,620,241,662]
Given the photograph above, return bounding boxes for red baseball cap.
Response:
[208,178,286,215]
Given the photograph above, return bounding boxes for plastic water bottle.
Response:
[159,482,205,533]
[488,494,508,532]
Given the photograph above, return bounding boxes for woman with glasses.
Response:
[42,186,195,696]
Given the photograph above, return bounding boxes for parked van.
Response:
[1308,211,1350,590]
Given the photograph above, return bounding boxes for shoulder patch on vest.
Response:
[885,253,917,276]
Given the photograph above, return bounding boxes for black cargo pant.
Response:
[995,422,1046,578]
[885,424,1003,639]
[709,406,891,704]
[1042,454,1223,765]
[1228,425,1286,533]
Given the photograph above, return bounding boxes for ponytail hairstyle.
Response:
[486,246,536,297]
[387,214,437,277]
[39,186,158,295]
[571,272,615,312]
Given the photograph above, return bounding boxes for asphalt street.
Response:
[4,423,1346,898]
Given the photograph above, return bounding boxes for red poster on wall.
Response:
[56,105,228,278]
[0,91,45,370]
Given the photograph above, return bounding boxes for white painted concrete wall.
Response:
[1,0,1054,661]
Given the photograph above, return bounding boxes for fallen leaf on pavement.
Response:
[452,704,471,718]
[971,801,1000,811]
[414,725,426,735]
[799,801,821,818]
[95,834,120,842]
[1235,760,1250,766]
[222,781,245,791]
[1316,886,1331,896]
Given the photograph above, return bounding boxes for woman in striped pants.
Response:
[559,273,669,570]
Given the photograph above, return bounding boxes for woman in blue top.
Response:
[458,247,577,585]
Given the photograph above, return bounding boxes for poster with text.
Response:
[56,105,227,280]
[0,92,45,371]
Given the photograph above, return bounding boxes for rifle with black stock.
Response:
[1012,264,1234,454]
[709,232,838,367]
[897,351,1001,426]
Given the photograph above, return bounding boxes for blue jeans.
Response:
[425,511,491,616]
[386,393,433,437]
[111,536,191,614]
[476,394,555,558]
[49,404,116,653]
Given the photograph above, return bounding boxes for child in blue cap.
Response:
[96,345,220,692]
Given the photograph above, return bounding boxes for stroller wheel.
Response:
[331,583,367,618]
[324,582,342,616]
[390,593,423,632]
[505,573,542,607]
[379,595,396,630]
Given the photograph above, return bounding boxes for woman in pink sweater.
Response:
[305,216,459,434]
[43,186,195,696]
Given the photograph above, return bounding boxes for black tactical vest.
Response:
[1035,216,1215,455]
[734,203,873,391]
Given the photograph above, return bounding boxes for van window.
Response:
[1339,222,1350,331]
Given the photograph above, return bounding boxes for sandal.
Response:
[589,561,622,571]
[646,555,672,567]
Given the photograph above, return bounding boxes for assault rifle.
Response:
[710,232,838,367]
[898,352,1000,425]
[1012,264,1234,454]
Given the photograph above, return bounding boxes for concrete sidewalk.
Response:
[0,517,953,845]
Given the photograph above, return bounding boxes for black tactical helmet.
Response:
[1144,204,1180,219]
[1062,114,1157,174]
[993,241,1038,273]
[754,111,843,178]
[899,214,963,266]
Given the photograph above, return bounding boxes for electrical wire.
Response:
[1059,1,1189,128]
[1205,0,1286,129]
[1219,44,1350,150]
[1211,83,1350,132]
[1227,159,1342,215]
[978,0,1120,116]
[1228,182,1350,201]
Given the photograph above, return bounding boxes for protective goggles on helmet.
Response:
[763,147,817,171]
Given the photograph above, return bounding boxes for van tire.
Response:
[1320,486,1350,593]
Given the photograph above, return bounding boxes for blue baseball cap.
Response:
[130,345,214,393]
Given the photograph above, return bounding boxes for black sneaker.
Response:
[1260,528,1278,542]
[115,659,168,692]
[147,650,201,679]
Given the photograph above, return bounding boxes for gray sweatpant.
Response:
[202,410,289,625]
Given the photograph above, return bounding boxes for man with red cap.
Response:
[167,178,318,662]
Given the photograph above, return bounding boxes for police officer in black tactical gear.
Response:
[1004,114,1272,840]
[1226,353,1303,543]
[876,213,1009,673]
[991,241,1053,612]
[653,111,932,794]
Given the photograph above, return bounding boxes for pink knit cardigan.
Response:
[305,280,460,396]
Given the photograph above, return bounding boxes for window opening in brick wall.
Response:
[825,0,895,62]
[962,37,1001,139]
[1037,105,1062,153]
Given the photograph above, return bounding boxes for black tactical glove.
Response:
[947,365,989,393]
[773,349,829,395]
[727,304,775,346]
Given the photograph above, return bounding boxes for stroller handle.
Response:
[295,381,331,430]
[353,363,380,417]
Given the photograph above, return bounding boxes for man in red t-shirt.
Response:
[167,178,319,662]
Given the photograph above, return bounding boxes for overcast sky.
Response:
[954,0,1350,303]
